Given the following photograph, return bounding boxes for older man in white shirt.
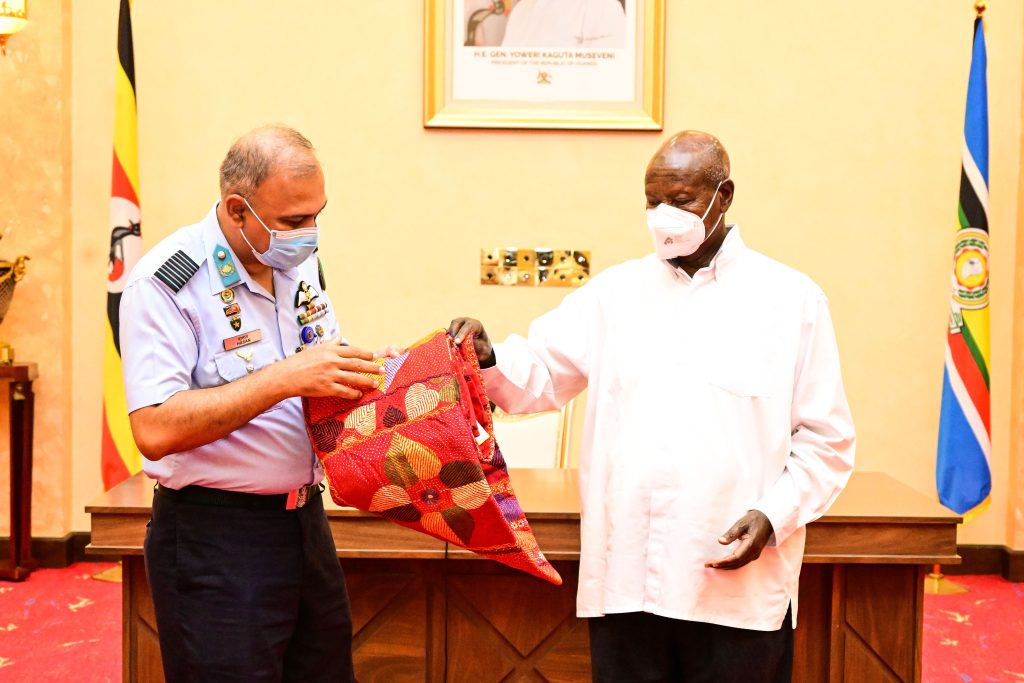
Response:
[449,130,855,682]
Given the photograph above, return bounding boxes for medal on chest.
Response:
[217,286,245,333]
[295,280,329,350]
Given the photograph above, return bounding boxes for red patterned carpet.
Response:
[923,574,1024,682]
[0,564,1020,681]
[0,562,121,682]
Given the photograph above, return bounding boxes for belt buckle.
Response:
[286,484,312,510]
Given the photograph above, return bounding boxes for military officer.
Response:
[120,125,381,682]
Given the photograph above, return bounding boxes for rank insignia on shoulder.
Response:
[154,250,200,294]
[213,244,241,287]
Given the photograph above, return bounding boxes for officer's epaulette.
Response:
[153,250,200,293]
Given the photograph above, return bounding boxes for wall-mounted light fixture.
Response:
[0,0,28,56]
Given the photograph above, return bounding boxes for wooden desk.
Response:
[88,470,959,682]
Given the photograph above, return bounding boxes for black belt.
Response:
[156,482,323,510]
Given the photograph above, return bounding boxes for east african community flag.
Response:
[936,14,990,518]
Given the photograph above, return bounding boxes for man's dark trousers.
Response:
[589,606,793,683]
[145,486,356,682]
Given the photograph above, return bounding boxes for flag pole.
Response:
[925,562,969,595]
[95,0,141,586]
[928,1,990,597]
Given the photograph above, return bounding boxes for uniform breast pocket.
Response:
[213,341,276,382]
[213,342,286,411]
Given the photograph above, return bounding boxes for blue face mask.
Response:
[239,197,320,270]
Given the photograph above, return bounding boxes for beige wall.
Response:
[0,0,72,537]
[1013,36,1024,550]
[3,1,1019,545]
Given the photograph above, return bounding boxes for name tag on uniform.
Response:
[223,329,262,351]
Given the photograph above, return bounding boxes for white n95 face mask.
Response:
[240,197,320,270]
[646,180,725,259]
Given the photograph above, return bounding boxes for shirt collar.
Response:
[201,202,299,297]
[663,224,746,283]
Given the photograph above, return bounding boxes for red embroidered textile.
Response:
[303,330,562,585]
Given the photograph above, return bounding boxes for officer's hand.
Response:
[704,510,774,570]
[282,337,384,399]
[447,317,494,367]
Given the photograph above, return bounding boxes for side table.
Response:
[0,362,37,580]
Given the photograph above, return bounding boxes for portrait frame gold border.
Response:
[423,0,664,130]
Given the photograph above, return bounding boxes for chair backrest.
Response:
[491,399,574,468]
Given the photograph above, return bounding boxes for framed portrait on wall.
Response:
[424,0,664,130]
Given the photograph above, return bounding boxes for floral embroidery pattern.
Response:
[369,433,489,545]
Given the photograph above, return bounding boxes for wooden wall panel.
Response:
[118,557,932,683]
[342,559,445,682]
[126,556,165,683]
[445,561,589,682]
[531,619,591,683]
[843,564,918,681]
[793,564,832,682]
[842,633,904,683]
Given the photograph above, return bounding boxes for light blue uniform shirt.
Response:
[120,203,338,494]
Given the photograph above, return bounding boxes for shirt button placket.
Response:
[645,480,672,609]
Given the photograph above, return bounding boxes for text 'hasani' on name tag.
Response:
[223,329,262,351]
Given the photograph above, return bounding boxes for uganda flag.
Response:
[936,12,990,518]
[102,0,143,489]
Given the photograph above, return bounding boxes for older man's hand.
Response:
[705,510,774,570]
[447,317,494,367]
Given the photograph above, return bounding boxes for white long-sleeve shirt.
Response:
[482,227,855,631]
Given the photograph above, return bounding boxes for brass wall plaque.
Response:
[481,248,589,287]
